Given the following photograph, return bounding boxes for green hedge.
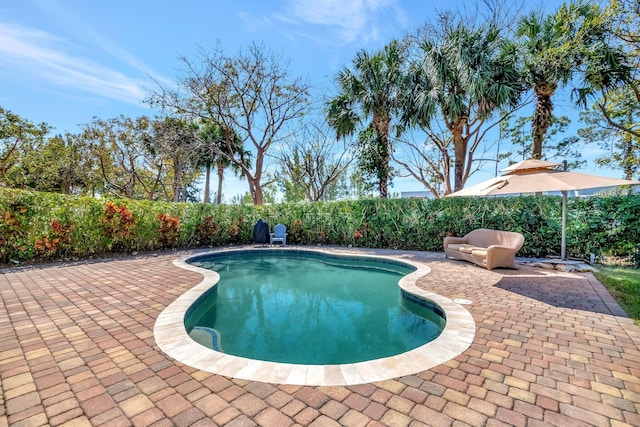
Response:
[0,188,638,265]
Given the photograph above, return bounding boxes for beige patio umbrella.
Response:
[448,159,640,259]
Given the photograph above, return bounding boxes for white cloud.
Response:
[274,0,405,44]
[30,0,172,86]
[0,22,149,105]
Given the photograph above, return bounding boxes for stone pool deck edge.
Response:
[154,246,476,386]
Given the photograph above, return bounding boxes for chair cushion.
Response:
[471,248,488,258]
[448,243,484,254]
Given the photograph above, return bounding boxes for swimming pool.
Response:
[154,247,476,386]
[184,251,445,364]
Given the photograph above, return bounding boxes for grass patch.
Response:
[595,266,640,324]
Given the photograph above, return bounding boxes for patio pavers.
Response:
[1,248,639,426]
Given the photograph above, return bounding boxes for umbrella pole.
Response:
[561,191,567,260]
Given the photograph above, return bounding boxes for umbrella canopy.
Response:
[450,168,638,197]
[448,159,640,259]
[500,158,562,173]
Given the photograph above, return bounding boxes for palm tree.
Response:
[516,10,573,160]
[405,22,522,193]
[326,40,404,198]
[516,1,618,159]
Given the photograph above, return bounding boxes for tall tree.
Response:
[576,0,637,179]
[196,123,248,204]
[83,115,165,200]
[0,107,49,187]
[59,132,102,195]
[147,117,199,202]
[277,119,353,202]
[579,96,638,180]
[516,1,623,159]
[403,20,522,193]
[9,133,98,195]
[326,40,405,198]
[148,43,310,205]
[392,123,453,198]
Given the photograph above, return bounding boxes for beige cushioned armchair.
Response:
[444,228,524,270]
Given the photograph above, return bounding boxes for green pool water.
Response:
[184,251,445,365]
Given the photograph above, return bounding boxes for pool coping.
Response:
[153,246,476,386]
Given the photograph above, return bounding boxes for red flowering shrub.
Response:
[35,220,72,258]
[103,202,135,252]
[157,213,180,248]
[228,218,246,243]
[0,203,28,263]
[195,216,219,246]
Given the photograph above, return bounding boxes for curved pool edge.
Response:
[153,246,476,386]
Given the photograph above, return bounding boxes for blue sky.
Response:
[1,0,612,198]
[1,0,432,131]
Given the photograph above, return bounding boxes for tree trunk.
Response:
[378,140,390,198]
[452,120,468,192]
[62,178,71,195]
[373,113,391,198]
[173,159,181,202]
[249,152,265,206]
[532,84,555,159]
[442,152,452,196]
[248,178,264,205]
[216,162,224,205]
[203,162,211,203]
[379,176,388,198]
[623,138,633,180]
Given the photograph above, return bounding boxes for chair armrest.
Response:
[485,245,518,269]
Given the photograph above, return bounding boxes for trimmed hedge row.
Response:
[0,188,638,265]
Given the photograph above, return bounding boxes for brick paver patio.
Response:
[1,248,639,426]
